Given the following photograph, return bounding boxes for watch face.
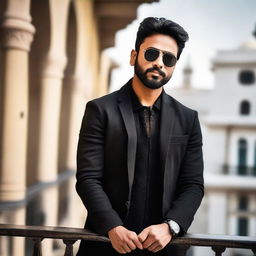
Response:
[170,220,180,234]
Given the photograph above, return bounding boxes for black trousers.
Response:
[76,240,188,256]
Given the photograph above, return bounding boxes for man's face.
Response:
[130,34,178,89]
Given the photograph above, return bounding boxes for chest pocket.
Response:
[170,135,189,144]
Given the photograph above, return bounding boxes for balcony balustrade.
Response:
[222,165,256,176]
[0,224,255,256]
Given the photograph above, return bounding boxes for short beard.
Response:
[134,57,172,89]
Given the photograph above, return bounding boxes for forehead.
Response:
[140,34,178,56]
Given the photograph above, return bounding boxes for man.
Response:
[76,17,204,256]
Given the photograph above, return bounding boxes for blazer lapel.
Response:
[160,91,175,174]
[118,82,137,203]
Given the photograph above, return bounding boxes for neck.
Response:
[132,75,163,106]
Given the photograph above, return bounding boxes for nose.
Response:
[152,54,164,69]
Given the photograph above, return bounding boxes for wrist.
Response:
[164,219,180,237]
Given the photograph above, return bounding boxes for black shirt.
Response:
[124,86,164,235]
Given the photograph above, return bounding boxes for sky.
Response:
[106,0,256,92]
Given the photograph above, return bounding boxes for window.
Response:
[254,142,256,176]
[239,70,255,85]
[238,196,248,210]
[237,138,247,175]
[240,100,250,115]
[238,218,248,236]
[237,196,248,236]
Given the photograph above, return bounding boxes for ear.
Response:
[130,49,137,66]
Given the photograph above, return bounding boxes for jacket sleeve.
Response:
[165,111,204,234]
[76,100,123,235]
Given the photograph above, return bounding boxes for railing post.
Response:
[63,239,76,256]
[32,238,43,256]
[211,246,226,256]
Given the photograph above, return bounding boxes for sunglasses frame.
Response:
[142,47,177,67]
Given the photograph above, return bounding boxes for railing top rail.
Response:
[0,224,255,250]
[0,224,109,242]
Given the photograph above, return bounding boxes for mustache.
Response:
[146,67,166,77]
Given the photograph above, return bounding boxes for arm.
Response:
[165,111,204,234]
[138,113,203,252]
[76,101,123,235]
[76,101,143,253]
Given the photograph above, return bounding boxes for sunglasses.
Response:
[143,47,177,67]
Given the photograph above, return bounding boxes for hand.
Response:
[138,223,172,253]
[108,226,143,254]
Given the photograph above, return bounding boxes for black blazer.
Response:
[76,80,204,237]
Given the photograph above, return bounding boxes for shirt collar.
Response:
[129,85,162,112]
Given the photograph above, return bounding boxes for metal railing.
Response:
[0,224,255,256]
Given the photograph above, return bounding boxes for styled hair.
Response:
[135,17,189,60]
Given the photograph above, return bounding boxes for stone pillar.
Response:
[65,76,88,228]
[37,54,67,182]
[0,0,35,201]
[0,1,35,256]
[36,1,70,255]
[37,53,67,255]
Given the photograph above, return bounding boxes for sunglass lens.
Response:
[144,48,159,62]
[163,53,176,67]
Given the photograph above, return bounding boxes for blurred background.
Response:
[0,0,255,255]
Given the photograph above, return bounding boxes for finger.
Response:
[142,236,155,249]
[115,246,126,254]
[122,244,132,253]
[138,229,149,243]
[152,245,163,253]
[120,248,127,254]
[147,241,160,251]
[133,236,143,250]
[127,240,137,250]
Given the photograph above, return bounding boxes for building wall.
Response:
[168,42,256,256]
[211,54,256,117]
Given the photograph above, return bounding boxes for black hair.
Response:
[135,17,189,60]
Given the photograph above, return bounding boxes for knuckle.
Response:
[128,233,134,239]
[152,234,157,239]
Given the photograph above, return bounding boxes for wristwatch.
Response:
[164,219,180,237]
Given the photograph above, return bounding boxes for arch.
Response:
[240,100,250,115]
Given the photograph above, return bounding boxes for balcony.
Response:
[222,165,256,176]
[0,224,255,256]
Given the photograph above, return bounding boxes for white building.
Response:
[167,32,256,256]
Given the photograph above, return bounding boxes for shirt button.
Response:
[125,201,130,208]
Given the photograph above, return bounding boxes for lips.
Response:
[151,71,161,75]
[146,67,165,77]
